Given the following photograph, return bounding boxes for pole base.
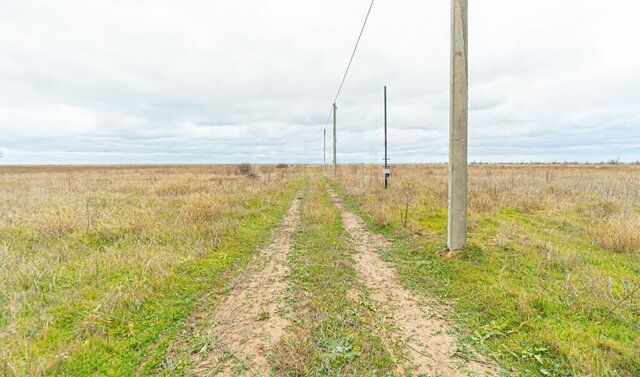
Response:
[439,249,462,258]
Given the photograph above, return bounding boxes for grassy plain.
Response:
[333,164,640,376]
[1,164,639,376]
[0,165,302,376]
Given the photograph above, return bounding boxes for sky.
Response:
[1,0,639,164]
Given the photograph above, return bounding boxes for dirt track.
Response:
[186,186,495,376]
[190,194,302,376]
[328,187,496,376]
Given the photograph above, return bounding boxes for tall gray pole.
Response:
[333,103,337,178]
[448,0,468,251]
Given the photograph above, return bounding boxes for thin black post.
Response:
[323,128,326,173]
[333,103,337,178]
[384,86,389,189]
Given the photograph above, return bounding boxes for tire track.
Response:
[327,187,496,376]
[190,193,302,376]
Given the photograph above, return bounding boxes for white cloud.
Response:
[0,104,96,137]
[0,0,638,164]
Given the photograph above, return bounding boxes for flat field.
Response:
[0,165,303,375]
[334,164,640,375]
[1,164,638,376]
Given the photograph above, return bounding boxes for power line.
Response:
[324,0,376,127]
[333,0,376,105]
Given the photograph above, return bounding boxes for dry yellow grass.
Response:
[590,215,640,254]
[2,163,638,375]
[0,164,302,375]
[333,163,640,375]
[337,164,640,252]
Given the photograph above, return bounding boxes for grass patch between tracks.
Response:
[272,179,396,376]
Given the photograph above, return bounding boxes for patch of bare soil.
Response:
[189,194,302,376]
[327,188,496,377]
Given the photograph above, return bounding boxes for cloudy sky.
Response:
[1,0,639,164]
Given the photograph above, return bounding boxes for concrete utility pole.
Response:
[333,103,337,178]
[448,0,468,251]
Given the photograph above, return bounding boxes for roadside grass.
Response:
[331,165,640,376]
[0,165,302,376]
[272,179,397,376]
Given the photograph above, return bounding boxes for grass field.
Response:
[0,165,303,375]
[1,164,639,376]
[333,164,640,376]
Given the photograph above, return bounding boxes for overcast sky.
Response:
[1,0,639,164]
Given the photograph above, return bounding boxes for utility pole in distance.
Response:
[384,86,390,189]
[448,0,468,251]
[333,103,337,178]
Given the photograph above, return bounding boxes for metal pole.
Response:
[448,0,468,251]
[333,103,337,178]
[323,128,326,173]
[384,86,388,189]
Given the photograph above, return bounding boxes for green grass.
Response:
[330,180,640,377]
[1,172,304,376]
[4,166,638,376]
[272,179,397,376]
[58,182,304,376]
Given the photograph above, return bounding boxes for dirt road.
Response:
[179,184,495,376]
[190,194,302,376]
[328,187,496,376]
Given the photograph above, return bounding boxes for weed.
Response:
[257,310,271,321]
[590,215,640,254]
